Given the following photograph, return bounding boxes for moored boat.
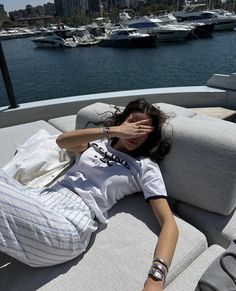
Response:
[174,4,236,31]
[119,11,192,42]
[153,12,215,39]
[98,27,158,48]
[72,27,101,47]
[187,22,215,39]
[32,29,77,48]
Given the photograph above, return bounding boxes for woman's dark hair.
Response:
[103,98,171,161]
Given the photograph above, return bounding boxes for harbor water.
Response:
[0,31,236,107]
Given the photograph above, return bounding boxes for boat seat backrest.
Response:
[159,115,236,216]
[75,102,196,130]
[76,102,236,216]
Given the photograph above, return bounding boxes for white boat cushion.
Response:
[165,245,225,291]
[156,103,196,118]
[0,121,61,168]
[159,116,236,216]
[0,194,207,291]
[177,202,236,248]
[193,114,225,122]
[48,115,76,132]
[75,102,196,130]
[76,102,124,129]
[193,114,234,123]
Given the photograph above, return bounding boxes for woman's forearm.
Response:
[154,217,178,267]
[144,199,179,290]
[56,128,102,149]
[56,127,120,149]
[144,219,178,290]
[56,117,154,150]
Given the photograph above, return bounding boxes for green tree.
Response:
[9,14,16,22]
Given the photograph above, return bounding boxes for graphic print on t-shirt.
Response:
[90,142,130,169]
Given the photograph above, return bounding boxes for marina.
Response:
[0,27,236,107]
[1,7,236,43]
[0,3,236,290]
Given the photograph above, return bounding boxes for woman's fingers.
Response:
[135,119,152,125]
[136,124,154,132]
[118,117,154,139]
[133,120,154,131]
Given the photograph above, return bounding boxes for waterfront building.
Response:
[9,3,56,20]
[0,4,7,18]
[124,0,147,7]
[88,0,100,13]
[54,0,88,17]
[87,0,148,12]
[9,10,25,20]
[106,0,148,10]
[8,3,55,26]
[44,2,56,16]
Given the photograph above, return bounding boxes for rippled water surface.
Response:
[0,30,236,106]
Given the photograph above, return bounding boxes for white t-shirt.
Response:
[60,139,167,223]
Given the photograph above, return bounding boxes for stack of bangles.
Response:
[100,127,111,141]
[148,257,169,285]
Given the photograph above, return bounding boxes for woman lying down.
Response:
[0,98,178,291]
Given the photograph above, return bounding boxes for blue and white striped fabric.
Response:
[0,169,97,267]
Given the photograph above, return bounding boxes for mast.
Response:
[99,0,104,18]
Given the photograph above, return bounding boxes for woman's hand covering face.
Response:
[117,114,154,139]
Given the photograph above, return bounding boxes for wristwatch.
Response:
[148,267,165,282]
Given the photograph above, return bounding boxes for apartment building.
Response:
[54,0,89,17]
[0,4,7,18]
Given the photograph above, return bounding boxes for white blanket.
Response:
[3,129,74,188]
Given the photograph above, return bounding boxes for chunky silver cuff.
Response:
[148,267,165,282]
[152,261,168,278]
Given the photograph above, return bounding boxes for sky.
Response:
[1,0,53,12]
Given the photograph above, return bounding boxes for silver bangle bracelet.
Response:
[152,262,168,278]
[148,267,166,283]
[153,257,169,271]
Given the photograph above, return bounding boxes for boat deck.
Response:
[192,106,236,121]
[0,73,236,291]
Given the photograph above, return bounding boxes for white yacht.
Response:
[119,11,192,42]
[32,29,77,48]
[156,12,215,38]
[72,27,100,47]
[98,27,158,48]
[174,4,236,30]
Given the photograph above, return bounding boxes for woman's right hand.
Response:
[112,115,154,139]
